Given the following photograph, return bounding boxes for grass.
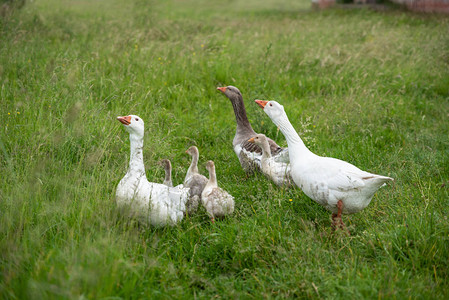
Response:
[1,0,449,298]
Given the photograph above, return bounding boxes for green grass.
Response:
[1,0,449,298]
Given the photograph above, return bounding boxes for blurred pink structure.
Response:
[311,0,336,8]
[395,0,449,12]
[312,0,449,12]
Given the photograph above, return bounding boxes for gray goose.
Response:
[201,161,235,223]
[159,159,173,187]
[217,85,289,172]
[247,134,292,187]
[183,146,208,215]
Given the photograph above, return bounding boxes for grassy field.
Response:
[1,0,449,298]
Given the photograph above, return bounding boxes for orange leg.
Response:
[331,213,338,230]
[210,217,215,224]
[336,200,343,218]
[336,200,350,235]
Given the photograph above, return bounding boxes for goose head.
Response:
[117,115,145,139]
[217,85,242,102]
[255,100,285,125]
[185,145,199,157]
[205,160,215,172]
[247,134,268,146]
[158,159,171,171]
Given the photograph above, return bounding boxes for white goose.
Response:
[183,146,208,215]
[201,161,235,223]
[115,115,189,226]
[248,134,292,187]
[217,85,289,172]
[255,100,393,231]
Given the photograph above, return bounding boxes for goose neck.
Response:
[128,135,146,176]
[275,114,310,155]
[187,153,199,175]
[260,140,272,160]
[206,167,217,188]
[230,95,254,133]
[164,166,171,183]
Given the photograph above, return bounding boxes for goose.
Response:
[247,134,292,187]
[217,85,289,172]
[183,146,208,214]
[255,100,394,231]
[115,115,189,226]
[201,161,235,223]
[159,159,173,187]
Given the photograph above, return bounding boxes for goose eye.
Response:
[269,103,272,107]
[135,118,139,121]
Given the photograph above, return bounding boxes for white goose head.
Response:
[117,115,145,139]
[255,100,286,125]
[256,99,308,151]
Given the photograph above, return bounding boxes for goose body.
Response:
[217,86,289,172]
[183,146,208,214]
[116,115,189,227]
[248,134,292,187]
[201,161,235,222]
[255,100,393,229]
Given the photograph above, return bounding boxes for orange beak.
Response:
[217,86,227,93]
[248,137,255,143]
[255,100,268,109]
[117,115,131,125]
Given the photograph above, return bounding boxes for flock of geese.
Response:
[116,86,393,232]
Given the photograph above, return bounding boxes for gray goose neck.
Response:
[188,152,199,174]
[260,139,272,160]
[230,94,256,135]
[164,165,171,183]
[207,166,217,187]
